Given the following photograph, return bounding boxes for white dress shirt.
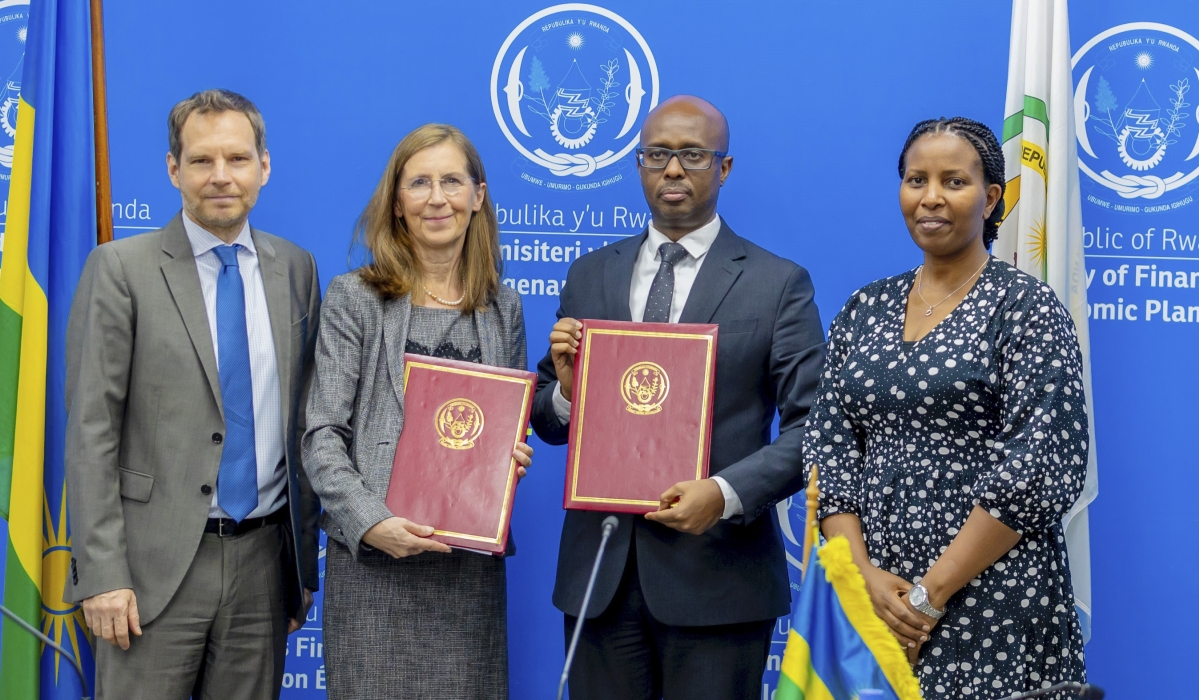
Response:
[552,214,744,518]
[184,213,287,519]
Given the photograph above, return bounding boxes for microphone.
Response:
[0,603,92,700]
[1007,682,1104,699]
[557,516,619,700]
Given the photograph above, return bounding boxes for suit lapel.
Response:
[381,293,413,411]
[678,221,746,324]
[603,232,645,322]
[254,229,293,421]
[160,215,223,416]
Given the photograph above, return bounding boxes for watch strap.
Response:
[908,584,945,620]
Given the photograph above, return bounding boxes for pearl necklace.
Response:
[425,286,464,307]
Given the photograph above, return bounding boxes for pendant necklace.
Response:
[915,257,990,317]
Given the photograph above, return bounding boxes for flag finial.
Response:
[800,465,818,578]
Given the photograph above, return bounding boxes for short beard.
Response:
[195,210,244,231]
[184,193,256,236]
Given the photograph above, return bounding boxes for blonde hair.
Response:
[354,124,501,311]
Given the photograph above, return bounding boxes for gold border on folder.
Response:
[402,361,533,546]
[569,329,714,507]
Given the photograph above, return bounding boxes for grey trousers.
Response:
[95,523,289,700]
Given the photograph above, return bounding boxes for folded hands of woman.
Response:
[859,565,939,665]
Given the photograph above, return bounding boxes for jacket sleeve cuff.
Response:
[338,498,396,560]
[551,380,572,425]
[65,561,134,605]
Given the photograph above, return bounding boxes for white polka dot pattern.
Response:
[804,259,1088,698]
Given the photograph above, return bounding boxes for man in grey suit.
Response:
[65,89,321,699]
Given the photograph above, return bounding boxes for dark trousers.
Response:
[564,546,774,700]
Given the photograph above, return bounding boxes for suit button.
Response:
[201,485,213,495]
[212,433,223,444]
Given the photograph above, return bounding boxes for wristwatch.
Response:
[907,583,945,620]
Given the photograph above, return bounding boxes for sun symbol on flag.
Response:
[1135,52,1154,70]
[41,487,90,682]
[17,26,25,43]
[567,33,584,50]
[1026,218,1048,274]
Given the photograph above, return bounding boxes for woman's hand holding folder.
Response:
[363,442,534,558]
[362,517,454,558]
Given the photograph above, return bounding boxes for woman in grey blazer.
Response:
[302,124,531,699]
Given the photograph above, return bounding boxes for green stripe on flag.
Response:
[1023,96,1049,131]
[1002,112,1024,143]
[1003,95,1050,143]
[1,536,40,699]
[775,671,805,700]
[0,300,21,520]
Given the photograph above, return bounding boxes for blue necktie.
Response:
[213,245,258,522]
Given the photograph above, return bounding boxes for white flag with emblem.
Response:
[995,0,1097,642]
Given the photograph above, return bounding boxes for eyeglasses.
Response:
[635,147,728,170]
[399,174,477,198]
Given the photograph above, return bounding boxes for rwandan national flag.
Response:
[0,0,99,697]
[777,536,922,700]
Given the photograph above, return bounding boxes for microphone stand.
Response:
[557,515,619,700]
[0,603,92,700]
[1007,681,1104,699]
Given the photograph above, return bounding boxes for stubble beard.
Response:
[185,191,256,237]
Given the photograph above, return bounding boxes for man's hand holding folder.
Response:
[556,319,719,518]
[643,478,726,535]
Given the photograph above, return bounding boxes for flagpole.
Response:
[800,466,818,579]
[90,0,112,245]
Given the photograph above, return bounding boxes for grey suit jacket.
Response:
[302,272,526,558]
[64,212,323,624]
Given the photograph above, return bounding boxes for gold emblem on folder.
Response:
[620,362,669,415]
[435,398,485,450]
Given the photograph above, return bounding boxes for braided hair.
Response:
[897,117,1006,248]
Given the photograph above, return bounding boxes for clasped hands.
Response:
[860,565,942,665]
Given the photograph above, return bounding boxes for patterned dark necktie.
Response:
[642,241,689,323]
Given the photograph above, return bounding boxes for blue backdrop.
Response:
[0,1,1194,698]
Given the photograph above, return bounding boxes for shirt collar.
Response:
[182,211,255,258]
[646,213,721,261]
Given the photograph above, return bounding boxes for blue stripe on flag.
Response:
[793,550,899,700]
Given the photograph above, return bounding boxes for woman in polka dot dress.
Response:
[806,118,1088,699]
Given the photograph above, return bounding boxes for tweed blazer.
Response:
[303,272,526,558]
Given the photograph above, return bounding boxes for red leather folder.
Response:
[564,320,718,514]
[385,354,535,554]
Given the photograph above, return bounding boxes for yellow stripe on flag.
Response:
[817,538,924,700]
[780,629,836,700]
[1020,140,1047,180]
[10,269,46,591]
[0,98,33,313]
[1,94,42,589]
[1002,175,1021,224]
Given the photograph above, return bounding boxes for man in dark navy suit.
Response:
[531,95,826,699]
